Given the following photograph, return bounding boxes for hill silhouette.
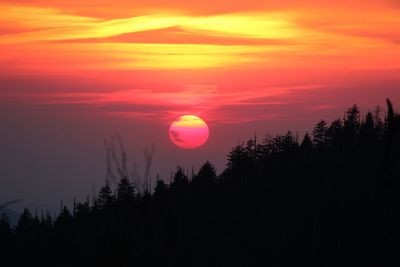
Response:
[1,100,399,266]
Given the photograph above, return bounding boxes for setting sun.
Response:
[169,115,209,149]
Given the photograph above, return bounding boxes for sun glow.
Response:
[169,115,209,149]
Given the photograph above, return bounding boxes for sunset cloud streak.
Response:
[0,0,399,124]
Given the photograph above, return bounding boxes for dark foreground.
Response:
[1,100,400,266]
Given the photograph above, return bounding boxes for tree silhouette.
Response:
[95,180,114,209]
[312,120,328,148]
[4,100,400,266]
[117,177,136,203]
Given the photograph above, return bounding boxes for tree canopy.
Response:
[1,100,400,266]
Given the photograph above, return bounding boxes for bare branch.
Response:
[104,135,155,193]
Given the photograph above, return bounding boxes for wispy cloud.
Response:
[0,1,399,126]
[22,84,323,124]
[2,3,399,71]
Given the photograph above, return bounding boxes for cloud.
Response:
[14,84,324,124]
[1,2,399,72]
[0,5,299,44]
[0,4,302,69]
[1,1,400,126]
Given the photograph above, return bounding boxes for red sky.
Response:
[1,0,400,211]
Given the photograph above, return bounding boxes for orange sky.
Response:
[1,0,400,124]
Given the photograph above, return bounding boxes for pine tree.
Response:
[374,106,385,141]
[170,166,189,190]
[327,119,343,148]
[301,133,313,149]
[117,177,135,203]
[41,212,53,228]
[312,120,328,148]
[55,206,73,228]
[96,180,114,209]
[360,112,375,140]
[154,179,168,198]
[193,161,217,186]
[16,208,34,234]
[386,99,395,135]
[344,104,360,136]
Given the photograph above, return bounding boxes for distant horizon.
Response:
[1,100,396,214]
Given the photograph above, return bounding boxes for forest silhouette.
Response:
[1,100,400,266]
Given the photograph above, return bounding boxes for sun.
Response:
[169,115,209,149]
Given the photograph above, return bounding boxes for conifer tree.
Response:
[96,180,114,209]
[117,177,135,202]
[312,120,328,148]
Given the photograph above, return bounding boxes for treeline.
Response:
[1,100,400,266]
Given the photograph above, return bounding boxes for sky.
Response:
[1,0,400,212]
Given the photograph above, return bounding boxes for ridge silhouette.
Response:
[1,99,399,266]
